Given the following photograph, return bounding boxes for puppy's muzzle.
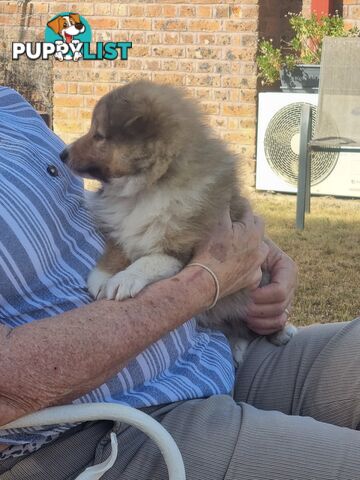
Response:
[60,148,69,163]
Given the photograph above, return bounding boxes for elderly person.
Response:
[0,86,359,480]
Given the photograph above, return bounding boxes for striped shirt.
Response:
[0,87,234,458]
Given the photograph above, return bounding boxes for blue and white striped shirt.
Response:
[0,87,234,456]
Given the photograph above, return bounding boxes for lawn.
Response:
[250,192,360,326]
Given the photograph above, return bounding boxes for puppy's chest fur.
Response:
[91,179,213,262]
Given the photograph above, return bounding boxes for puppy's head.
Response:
[62,81,205,191]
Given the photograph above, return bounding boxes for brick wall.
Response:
[343,0,360,27]
[1,1,359,186]
[0,1,53,115]
[0,0,260,186]
[51,1,260,184]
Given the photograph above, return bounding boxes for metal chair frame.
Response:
[296,38,360,230]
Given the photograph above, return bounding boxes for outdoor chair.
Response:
[2,403,186,480]
[296,37,360,229]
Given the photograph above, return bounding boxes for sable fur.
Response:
[64,80,296,361]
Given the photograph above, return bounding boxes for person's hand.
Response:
[245,239,298,335]
[190,206,269,299]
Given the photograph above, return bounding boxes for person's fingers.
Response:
[246,242,270,291]
[250,282,296,306]
[245,313,288,336]
[246,298,292,318]
[247,267,264,291]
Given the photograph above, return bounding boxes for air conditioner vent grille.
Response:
[264,102,338,186]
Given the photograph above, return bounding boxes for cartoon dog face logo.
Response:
[47,13,85,61]
[47,13,85,43]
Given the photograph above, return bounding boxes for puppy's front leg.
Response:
[88,239,130,299]
[105,254,183,301]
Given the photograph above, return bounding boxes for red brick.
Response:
[179,60,195,72]
[152,46,185,57]
[215,6,230,18]
[180,33,195,44]
[146,5,162,17]
[78,83,93,95]
[163,32,180,44]
[121,18,152,30]
[199,34,216,44]
[197,6,212,18]
[202,102,220,115]
[91,18,117,29]
[222,104,256,116]
[187,47,222,59]
[189,20,221,32]
[54,83,67,94]
[179,6,195,17]
[186,75,221,87]
[152,73,184,85]
[224,131,255,144]
[145,59,161,71]
[1,3,18,14]
[94,3,111,15]
[53,95,83,108]
[146,33,162,44]
[128,5,145,17]
[225,20,258,32]
[224,48,255,62]
[94,85,110,96]
[68,83,78,94]
[130,45,150,57]
[163,60,178,71]
[213,89,230,101]
[154,20,187,31]
[111,5,127,16]
[163,6,177,17]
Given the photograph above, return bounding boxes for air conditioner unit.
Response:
[256,92,360,198]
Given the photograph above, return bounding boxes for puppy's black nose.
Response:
[60,148,69,163]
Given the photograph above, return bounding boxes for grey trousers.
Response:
[1,318,360,480]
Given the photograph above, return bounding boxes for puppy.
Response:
[61,81,296,364]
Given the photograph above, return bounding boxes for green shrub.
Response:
[257,12,360,85]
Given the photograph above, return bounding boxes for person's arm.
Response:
[0,209,268,426]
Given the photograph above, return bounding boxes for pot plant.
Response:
[257,12,360,92]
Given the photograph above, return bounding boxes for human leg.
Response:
[1,395,360,480]
[235,317,360,429]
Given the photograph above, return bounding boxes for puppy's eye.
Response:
[93,132,105,141]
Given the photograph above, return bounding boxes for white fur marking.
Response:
[105,254,183,301]
[270,324,298,346]
[232,338,250,368]
[87,267,112,300]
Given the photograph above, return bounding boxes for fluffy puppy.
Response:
[61,80,296,363]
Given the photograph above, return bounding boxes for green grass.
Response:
[250,192,360,326]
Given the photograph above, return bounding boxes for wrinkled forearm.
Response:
[0,267,213,425]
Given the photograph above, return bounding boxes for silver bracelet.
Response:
[186,263,220,310]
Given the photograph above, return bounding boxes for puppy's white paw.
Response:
[269,324,298,346]
[87,268,112,300]
[105,271,149,301]
[231,338,250,368]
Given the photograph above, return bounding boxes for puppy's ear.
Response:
[70,13,81,24]
[47,16,63,35]
[123,111,158,139]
